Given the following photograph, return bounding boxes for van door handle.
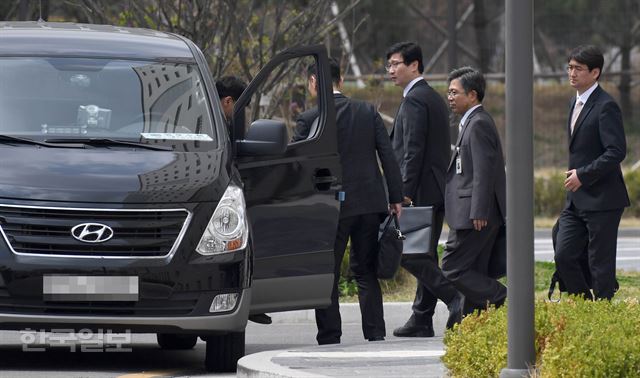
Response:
[313,169,337,191]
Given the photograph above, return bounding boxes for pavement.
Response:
[237,227,640,377]
[238,302,450,378]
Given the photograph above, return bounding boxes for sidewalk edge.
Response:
[237,349,329,378]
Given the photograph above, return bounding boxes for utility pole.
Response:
[447,0,458,70]
[500,0,536,377]
[330,2,365,88]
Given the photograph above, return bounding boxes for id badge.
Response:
[455,147,462,174]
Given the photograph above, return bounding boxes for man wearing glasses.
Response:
[441,67,506,318]
[385,41,462,337]
[554,45,629,300]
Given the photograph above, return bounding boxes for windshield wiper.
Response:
[44,138,173,151]
[0,134,82,148]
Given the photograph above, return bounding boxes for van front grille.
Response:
[0,205,191,258]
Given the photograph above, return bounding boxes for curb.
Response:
[238,336,448,378]
[238,349,327,378]
[266,301,450,336]
[239,301,449,378]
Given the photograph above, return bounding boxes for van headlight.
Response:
[196,183,248,255]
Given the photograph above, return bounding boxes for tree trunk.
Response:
[618,45,632,127]
[19,0,29,21]
[41,0,49,21]
[473,0,490,73]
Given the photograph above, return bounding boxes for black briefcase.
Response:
[399,206,434,255]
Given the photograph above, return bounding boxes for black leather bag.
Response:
[376,214,405,279]
[547,219,619,301]
[399,206,434,255]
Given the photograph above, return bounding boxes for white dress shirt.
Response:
[403,77,425,98]
[576,82,598,104]
[459,104,483,133]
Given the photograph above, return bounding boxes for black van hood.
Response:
[0,148,227,204]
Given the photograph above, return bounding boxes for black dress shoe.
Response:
[249,313,272,324]
[392,324,434,337]
[367,336,385,342]
[446,296,463,330]
[318,338,340,345]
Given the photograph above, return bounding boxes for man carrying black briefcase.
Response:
[386,41,462,336]
[302,58,403,345]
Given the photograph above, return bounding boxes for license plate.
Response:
[43,276,139,301]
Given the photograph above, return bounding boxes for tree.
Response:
[61,0,355,81]
[2,0,356,81]
[589,0,640,126]
[0,0,49,21]
[535,0,640,128]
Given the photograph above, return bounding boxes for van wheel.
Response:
[156,333,198,350]
[204,331,245,372]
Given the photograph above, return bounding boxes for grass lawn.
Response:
[341,261,640,303]
[340,219,640,303]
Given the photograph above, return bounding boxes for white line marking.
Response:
[534,252,640,262]
[278,350,445,358]
[616,256,640,261]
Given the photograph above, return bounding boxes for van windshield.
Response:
[0,58,216,144]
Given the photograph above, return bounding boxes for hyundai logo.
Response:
[71,223,114,243]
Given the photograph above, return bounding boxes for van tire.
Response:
[204,331,245,372]
[156,333,198,350]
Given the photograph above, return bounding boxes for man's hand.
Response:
[389,203,403,218]
[473,219,487,231]
[564,169,583,192]
[403,196,413,206]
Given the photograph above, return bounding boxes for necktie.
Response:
[570,100,584,135]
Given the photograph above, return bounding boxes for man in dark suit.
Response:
[216,75,246,122]
[385,41,462,337]
[298,58,403,344]
[441,67,506,317]
[554,45,630,300]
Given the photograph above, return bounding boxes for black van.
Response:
[0,21,340,372]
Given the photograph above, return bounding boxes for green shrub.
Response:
[534,169,640,218]
[625,169,640,217]
[442,305,508,378]
[534,170,567,217]
[443,299,640,378]
[538,299,640,377]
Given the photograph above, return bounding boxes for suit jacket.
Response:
[293,94,403,218]
[566,85,629,211]
[291,107,318,142]
[391,79,450,207]
[445,106,506,230]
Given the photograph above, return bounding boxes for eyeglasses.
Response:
[566,64,588,73]
[385,60,405,71]
[447,90,463,97]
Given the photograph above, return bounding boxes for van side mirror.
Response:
[236,119,287,156]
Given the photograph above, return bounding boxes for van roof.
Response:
[0,21,195,61]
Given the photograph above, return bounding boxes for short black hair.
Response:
[568,45,604,80]
[448,66,486,102]
[385,41,424,74]
[216,76,247,100]
[307,57,341,86]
